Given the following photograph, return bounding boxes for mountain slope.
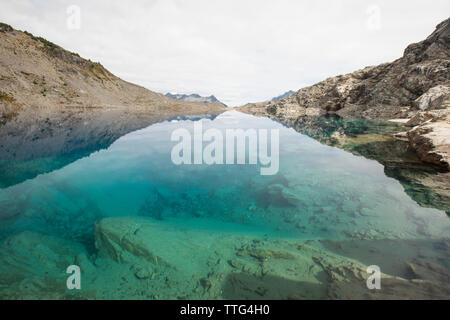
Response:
[0,22,225,118]
[0,23,226,182]
[253,18,449,119]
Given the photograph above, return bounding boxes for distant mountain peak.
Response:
[271,90,296,102]
[166,93,227,107]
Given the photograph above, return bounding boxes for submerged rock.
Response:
[320,258,450,300]
[1,221,448,300]
[238,18,450,210]
[0,231,94,299]
[94,216,226,278]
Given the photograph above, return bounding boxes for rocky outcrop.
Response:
[270,90,296,102]
[412,85,450,110]
[0,23,226,188]
[407,110,450,169]
[239,18,450,171]
[0,23,225,115]
[248,18,450,120]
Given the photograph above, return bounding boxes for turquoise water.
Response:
[0,111,449,299]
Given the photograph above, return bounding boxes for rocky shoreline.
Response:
[239,18,449,170]
[239,18,449,213]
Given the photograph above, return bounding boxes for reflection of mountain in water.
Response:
[0,109,219,188]
[283,116,449,214]
[0,110,448,215]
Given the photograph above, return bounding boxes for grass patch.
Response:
[23,30,58,49]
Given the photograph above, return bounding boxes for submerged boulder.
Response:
[0,231,94,299]
[94,216,223,278]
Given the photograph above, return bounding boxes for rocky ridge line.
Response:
[239,18,450,170]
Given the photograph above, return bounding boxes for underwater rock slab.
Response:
[0,231,94,299]
[1,218,448,299]
[94,216,230,278]
[94,216,334,299]
[319,258,450,300]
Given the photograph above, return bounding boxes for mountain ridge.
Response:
[166,92,227,107]
[239,17,450,170]
[271,90,296,102]
[0,22,225,116]
[0,22,225,174]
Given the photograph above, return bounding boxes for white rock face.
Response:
[407,112,450,169]
[412,85,450,111]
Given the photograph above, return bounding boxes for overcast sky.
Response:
[1,0,449,106]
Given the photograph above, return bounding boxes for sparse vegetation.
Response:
[36,36,58,49]
[0,22,13,33]
[0,91,15,104]
[0,91,20,122]
[23,30,33,38]
[23,30,59,50]
[40,89,47,97]
[89,62,109,80]
[22,29,87,68]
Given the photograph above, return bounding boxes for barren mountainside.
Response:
[166,93,227,107]
[0,22,225,181]
[0,23,225,117]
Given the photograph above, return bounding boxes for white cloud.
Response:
[0,0,449,106]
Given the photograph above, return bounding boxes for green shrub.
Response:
[22,29,58,49]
